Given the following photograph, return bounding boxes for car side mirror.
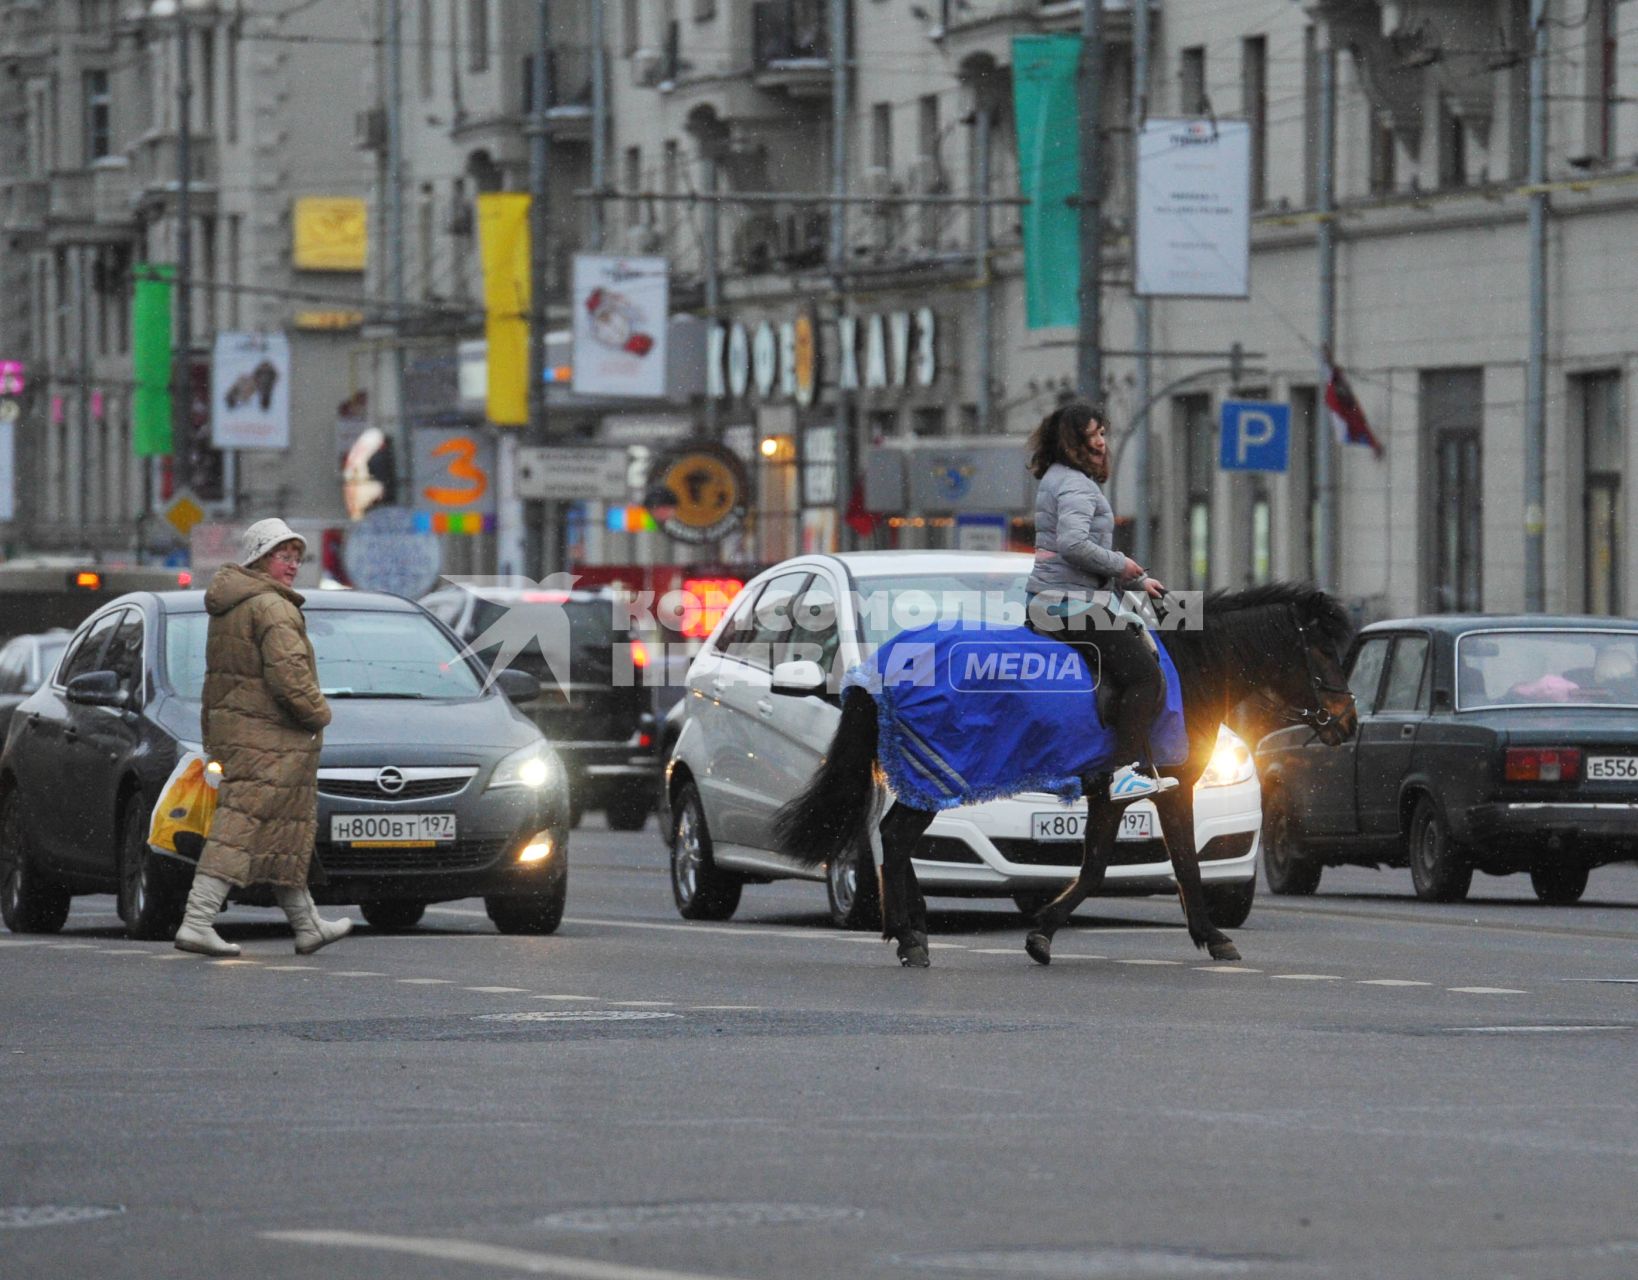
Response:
[495,668,541,704]
[771,659,826,698]
[65,670,127,709]
[1432,687,1452,710]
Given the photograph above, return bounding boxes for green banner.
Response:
[1012,34,1082,329]
[132,265,174,457]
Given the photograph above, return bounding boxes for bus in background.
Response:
[0,561,196,644]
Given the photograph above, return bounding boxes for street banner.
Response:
[210,332,291,449]
[571,255,669,398]
[0,361,22,522]
[1135,118,1252,297]
[132,266,174,456]
[477,193,532,426]
[413,426,496,520]
[1011,35,1081,329]
[291,197,368,272]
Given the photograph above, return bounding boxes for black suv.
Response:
[422,586,657,831]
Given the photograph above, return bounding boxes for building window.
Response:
[1177,392,1213,590]
[623,146,642,231]
[1302,27,1319,207]
[1590,0,1619,160]
[1241,36,1266,208]
[661,139,679,245]
[226,215,241,329]
[912,407,944,437]
[1179,46,1206,115]
[420,0,436,99]
[871,102,892,172]
[1369,117,1396,195]
[1422,369,1483,612]
[83,70,110,161]
[1437,95,1466,188]
[1288,386,1320,580]
[224,22,238,143]
[1251,484,1271,584]
[1578,371,1623,614]
[199,29,215,129]
[468,0,490,73]
[623,0,640,57]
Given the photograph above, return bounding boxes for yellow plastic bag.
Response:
[148,752,221,858]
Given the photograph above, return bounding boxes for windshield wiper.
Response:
[322,690,429,699]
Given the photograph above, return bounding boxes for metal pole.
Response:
[76,249,91,530]
[1130,0,1152,567]
[1524,0,1548,612]
[974,103,993,433]
[1076,0,1104,398]
[589,0,606,252]
[526,0,553,575]
[1315,38,1337,590]
[386,0,409,504]
[174,9,192,494]
[830,0,849,547]
[703,149,719,439]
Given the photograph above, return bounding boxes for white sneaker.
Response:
[1108,763,1179,802]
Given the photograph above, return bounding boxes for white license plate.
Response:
[1030,811,1154,842]
[330,813,457,846]
[1587,755,1638,781]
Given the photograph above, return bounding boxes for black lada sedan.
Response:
[0,589,569,939]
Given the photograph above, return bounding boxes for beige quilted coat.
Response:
[197,563,332,888]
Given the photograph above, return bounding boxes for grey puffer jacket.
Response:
[1025,462,1134,597]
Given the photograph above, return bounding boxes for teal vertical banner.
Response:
[132,265,175,457]
[1012,34,1082,329]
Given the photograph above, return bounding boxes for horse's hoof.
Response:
[1025,932,1052,966]
[1208,939,1241,963]
[898,944,930,968]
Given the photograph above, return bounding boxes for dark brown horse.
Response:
[774,584,1358,968]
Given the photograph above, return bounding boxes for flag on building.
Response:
[1324,358,1383,458]
[477,193,532,427]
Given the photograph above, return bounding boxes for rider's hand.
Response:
[1142,577,1167,600]
[1122,557,1144,582]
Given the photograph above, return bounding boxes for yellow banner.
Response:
[292,197,368,272]
[477,193,532,426]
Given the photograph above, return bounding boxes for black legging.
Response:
[1028,615,1164,770]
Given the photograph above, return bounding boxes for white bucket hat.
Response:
[240,517,307,568]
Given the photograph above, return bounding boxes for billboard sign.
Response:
[571,255,669,399]
[210,332,291,449]
[1135,118,1252,298]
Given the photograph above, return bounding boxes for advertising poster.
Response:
[1135,118,1252,298]
[572,255,669,399]
[210,332,292,449]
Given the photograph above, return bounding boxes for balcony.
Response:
[520,45,602,143]
[1,176,48,247]
[129,131,218,215]
[45,165,136,245]
[752,0,837,98]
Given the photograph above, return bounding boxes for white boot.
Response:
[173,873,242,957]
[1108,762,1179,802]
[274,887,353,955]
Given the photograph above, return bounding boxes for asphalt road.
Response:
[5,822,1638,1280]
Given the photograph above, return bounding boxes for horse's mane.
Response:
[1158,582,1353,711]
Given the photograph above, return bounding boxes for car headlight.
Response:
[1199,725,1255,789]
[487,742,561,791]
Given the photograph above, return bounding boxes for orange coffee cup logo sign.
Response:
[642,442,750,546]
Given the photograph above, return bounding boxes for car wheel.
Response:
[1204,878,1256,929]
[485,866,567,935]
[606,792,652,832]
[825,842,880,931]
[1407,794,1472,903]
[1529,863,1589,905]
[1262,791,1322,896]
[1010,887,1064,918]
[669,781,741,921]
[360,900,427,931]
[0,789,70,935]
[118,797,186,941]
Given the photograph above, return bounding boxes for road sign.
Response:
[163,492,206,538]
[515,446,629,501]
[344,505,442,598]
[1219,400,1290,473]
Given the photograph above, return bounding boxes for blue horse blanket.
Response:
[846,623,1188,812]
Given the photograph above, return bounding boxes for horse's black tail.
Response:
[772,687,880,870]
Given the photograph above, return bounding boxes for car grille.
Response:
[317,836,515,876]
[993,837,1160,868]
[318,777,470,802]
[910,835,984,865]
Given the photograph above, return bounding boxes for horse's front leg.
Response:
[878,802,935,967]
[1025,782,1119,966]
[1154,783,1240,962]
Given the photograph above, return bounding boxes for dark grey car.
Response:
[0,590,570,940]
[0,629,70,739]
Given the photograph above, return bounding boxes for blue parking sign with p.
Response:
[1219,401,1290,473]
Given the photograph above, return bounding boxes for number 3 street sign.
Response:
[1219,400,1290,473]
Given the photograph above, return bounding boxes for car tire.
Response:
[118,797,186,941]
[1262,791,1322,896]
[669,781,741,921]
[606,792,652,832]
[485,867,567,935]
[1204,878,1256,929]
[825,842,880,931]
[1407,794,1472,903]
[1010,887,1064,918]
[0,788,71,935]
[360,900,427,931]
[1529,863,1589,906]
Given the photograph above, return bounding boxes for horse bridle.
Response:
[1254,605,1352,732]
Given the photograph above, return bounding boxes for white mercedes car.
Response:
[659,551,1261,929]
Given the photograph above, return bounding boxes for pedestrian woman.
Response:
[1024,400,1177,802]
[173,518,352,957]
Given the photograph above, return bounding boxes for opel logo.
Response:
[375,767,406,795]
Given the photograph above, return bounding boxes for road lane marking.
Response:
[1357,979,1430,987]
[606,1000,674,1008]
[690,1005,761,1011]
[147,954,192,961]
[1448,986,1527,995]
[465,986,531,994]
[264,965,317,972]
[532,994,600,1002]
[1447,1025,1633,1034]
[1271,974,1342,981]
[1115,959,1183,967]
[971,948,1026,955]
[262,1230,742,1279]
[327,971,387,978]
[97,948,150,955]
[1193,966,1262,974]
[48,943,97,950]
[397,978,455,985]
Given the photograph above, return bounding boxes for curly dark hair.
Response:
[1026,399,1107,482]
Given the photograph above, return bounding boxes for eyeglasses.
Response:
[269,551,305,567]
